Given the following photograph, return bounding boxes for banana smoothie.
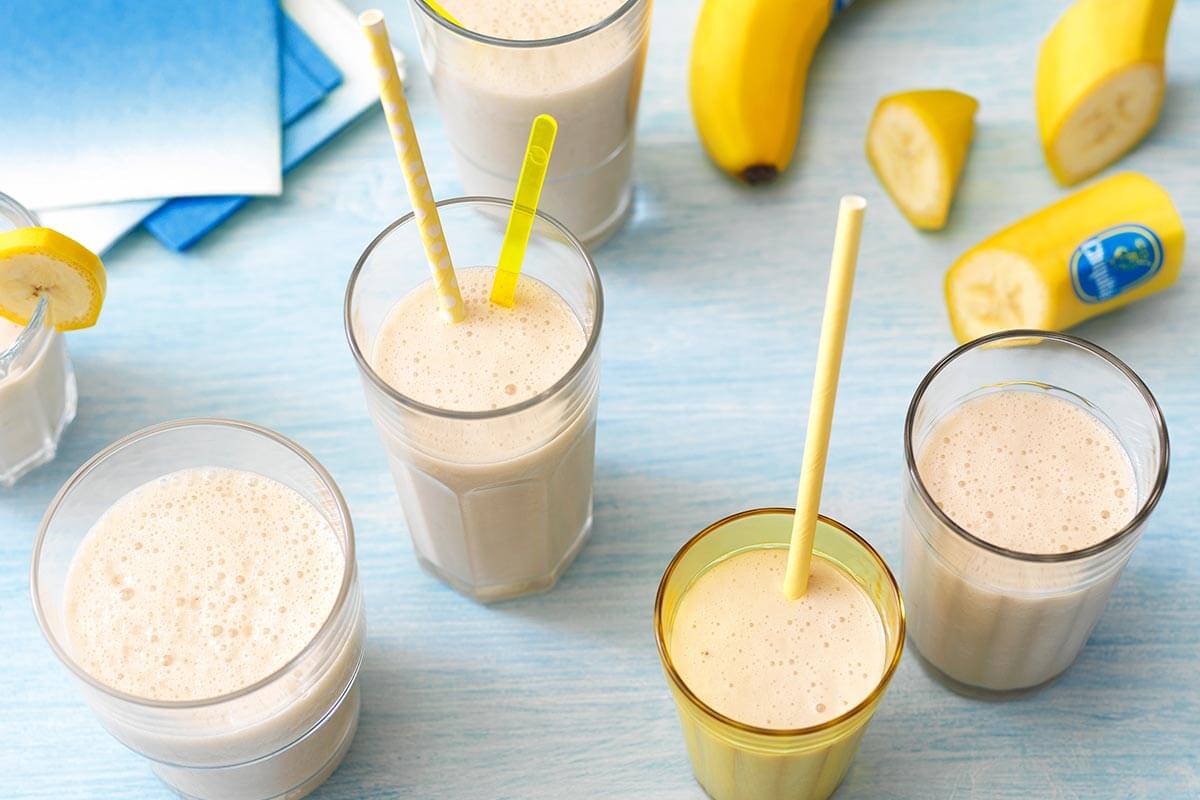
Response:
[60,466,363,799]
[905,389,1140,690]
[410,0,651,244]
[368,266,597,601]
[0,192,79,486]
[671,549,886,730]
[0,311,75,487]
[655,511,905,800]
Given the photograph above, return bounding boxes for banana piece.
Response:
[866,90,978,231]
[0,227,106,331]
[945,172,1183,343]
[690,0,851,183]
[1036,0,1175,186]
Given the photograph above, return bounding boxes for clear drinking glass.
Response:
[655,509,905,800]
[903,331,1169,693]
[345,197,603,603]
[408,0,652,246]
[0,191,76,487]
[31,420,366,800]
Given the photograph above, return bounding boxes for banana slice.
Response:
[866,89,978,231]
[1037,0,1175,186]
[0,227,106,331]
[945,172,1184,343]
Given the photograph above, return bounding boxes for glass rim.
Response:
[344,196,604,422]
[653,507,906,739]
[0,295,50,364]
[29,418,359,711]
[904,329,1170,564]
[412,0,643,48]
[0,189,38,229]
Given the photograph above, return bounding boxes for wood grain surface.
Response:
[2,0,1197,797]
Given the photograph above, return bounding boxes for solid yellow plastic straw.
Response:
[359,9,466,323]
[784,195,867,600]
[490,114,559,308]
[424,0,462,25]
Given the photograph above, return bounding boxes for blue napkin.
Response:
[1,0,282,210]
[142,15,342,251]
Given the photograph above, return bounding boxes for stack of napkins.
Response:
[3,0,399,254]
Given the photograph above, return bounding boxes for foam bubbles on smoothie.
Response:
[64,468,344,702]
[435,0,634,92]
[917,391,1137,554]
[670,549,886,730]
[439,0,625,40]
[371,267,585,413]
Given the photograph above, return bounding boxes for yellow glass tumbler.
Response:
[654,508,905,800]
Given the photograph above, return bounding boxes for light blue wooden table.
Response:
[3,0,1198,797]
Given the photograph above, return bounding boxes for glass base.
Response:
[909,638,1071,699]
[415,512,593,603]
[466,184,632,250]
[156,683,361,800]
[580,184,633,249]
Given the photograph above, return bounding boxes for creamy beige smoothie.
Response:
[656,511,905,800]
[370,266,595,600]
[671,549,886,730]
[413,0,649,244]
[63,467,362,799]
[906,389,1138,690]
[0,314,75,487]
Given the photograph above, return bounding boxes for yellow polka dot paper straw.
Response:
[784,195,866,599]
[490,114,558,309]
[359,9,466,324]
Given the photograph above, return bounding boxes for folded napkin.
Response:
[142,15,342,250]
[1,0,281,209]
[37,0,397,254]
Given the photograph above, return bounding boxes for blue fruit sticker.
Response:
[1070,223,1163,304]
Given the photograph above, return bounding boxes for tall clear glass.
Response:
[655,509,905,800]
[346,197,603,603]
[0,191,76,486]
[408,0,652,246]
[31,420,366,800]
[903,331,1169,693]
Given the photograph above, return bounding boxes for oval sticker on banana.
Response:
[944,172,1184,343]
[690,0,856,183]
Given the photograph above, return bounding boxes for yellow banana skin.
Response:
[1036,0,1175,186]
[945,172,1184,343]
[690,0,836,184]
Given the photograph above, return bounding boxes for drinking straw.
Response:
[359,9,466,323]
[783,195,867,599]
[424,0,462,25]
[490,114,559,308]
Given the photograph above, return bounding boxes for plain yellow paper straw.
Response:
[490,114,558,308]
[359,9,466,324]
[783,195,867,600]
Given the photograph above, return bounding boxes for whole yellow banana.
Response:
[690,0,852,183]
